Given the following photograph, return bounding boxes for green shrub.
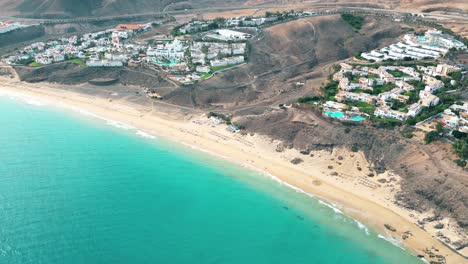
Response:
[454,159,466,168]
[425,131,440,144]
[297,96,322,104]
[341,14,364,31]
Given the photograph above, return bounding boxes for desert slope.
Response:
[0,0,248,17]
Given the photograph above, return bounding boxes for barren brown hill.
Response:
[163,15,406,108]
[400,0,468,14]
[1,0,466,18]
[0,0,248,17]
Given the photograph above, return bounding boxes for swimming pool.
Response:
[325,111,366,122]
[325,111,345,119]
[350,116,365,122]
[154,59,179,67]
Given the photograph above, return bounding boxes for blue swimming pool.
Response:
[351,116,365,122]
[325,111,365,122]
[325,111,345,119]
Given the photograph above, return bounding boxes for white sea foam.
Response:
[57,103,160,141]
[0,90,47,106]
[354,219,370,235]
[23,98,46,106]
[378,234,403,249]
[136,130,156,139]
[106,120,135,130]
[318,200,344,214]
[65,105,100,118]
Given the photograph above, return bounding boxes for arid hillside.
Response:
[163,15,406,108]
[1,0,466,18]
[400,0,468,14]
[0,0,247,17]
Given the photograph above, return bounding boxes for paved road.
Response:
[1,3,467,24]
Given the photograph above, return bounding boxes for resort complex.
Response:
[321,59,465,134]
[361,29,466,62]
[2,21,252,84]
[1,10,319,84]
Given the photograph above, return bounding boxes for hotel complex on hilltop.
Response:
[322,61,463,129]
[361,29,466,62]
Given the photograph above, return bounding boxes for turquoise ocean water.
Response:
[0,95,422,264]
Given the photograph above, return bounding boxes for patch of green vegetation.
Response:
[30,62,43,67]
[454,159,467,168]
[322,80,339,98]
[440,75,462,90]
[200,72,212,79]
[406,93,459,125]
[371,117,402,128]
[297,95,322,104]
[448,71,462,82]
[341,14,364,31]
[366,83,396,95]
[69,59,87,68]
[207,112,231,124]
[425,130,440,144]
[210,64,240,72]
[390,99,406,111]
[452,139,468,160]
[344,101,375,114]
[387,70,408,78]
[403,133,413,139]
[171,25,183,36]
[452,130,467,140]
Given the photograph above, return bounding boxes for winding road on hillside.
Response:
[1,4,468,24]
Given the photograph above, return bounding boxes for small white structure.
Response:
[196,65,211,73]
[86,60,123,67]
[205,29,251,41]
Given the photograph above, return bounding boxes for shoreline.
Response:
[1,79,466,264]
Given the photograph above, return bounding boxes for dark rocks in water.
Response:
[282,206,289,210]
[296,215,304,220]
[290,158,303,165]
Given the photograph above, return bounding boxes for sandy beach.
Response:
[0,78,466,264]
